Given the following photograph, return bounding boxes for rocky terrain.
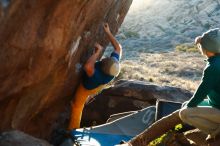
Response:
[103,0,220,92]
[118,0,220,52]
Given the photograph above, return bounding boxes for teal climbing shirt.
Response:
[187,55,220,109]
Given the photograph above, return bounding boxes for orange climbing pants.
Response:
[68,83,104,130]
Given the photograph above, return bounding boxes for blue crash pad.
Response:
[70,129,132,146]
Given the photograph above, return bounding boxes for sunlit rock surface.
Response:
[0,0,132,139]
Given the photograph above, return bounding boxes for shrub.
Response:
[175,43,198,53]
[124,30,140,38]
[149,124,183,146]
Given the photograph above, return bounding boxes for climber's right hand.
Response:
[94,42,103,54]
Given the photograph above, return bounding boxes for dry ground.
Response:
[116,51,205,92]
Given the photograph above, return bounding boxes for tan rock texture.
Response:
[0,0,132,139]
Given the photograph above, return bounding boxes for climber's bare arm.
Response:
[103,23,122,57]
[84,43,103,77]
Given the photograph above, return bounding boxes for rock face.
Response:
[0,0,132,139]
[0,130,52,146]
[82,80,192,127]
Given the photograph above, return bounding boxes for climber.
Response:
[179,28,220,144]
[68,23,122,130]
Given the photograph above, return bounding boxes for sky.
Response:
[129,0,153,13]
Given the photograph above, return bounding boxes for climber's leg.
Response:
[68,84,104,130]
[68,84,90,130]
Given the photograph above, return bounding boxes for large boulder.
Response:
[0,0,132,139]
[82,80,192,127]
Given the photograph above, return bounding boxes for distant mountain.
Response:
[118,0,220,52]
